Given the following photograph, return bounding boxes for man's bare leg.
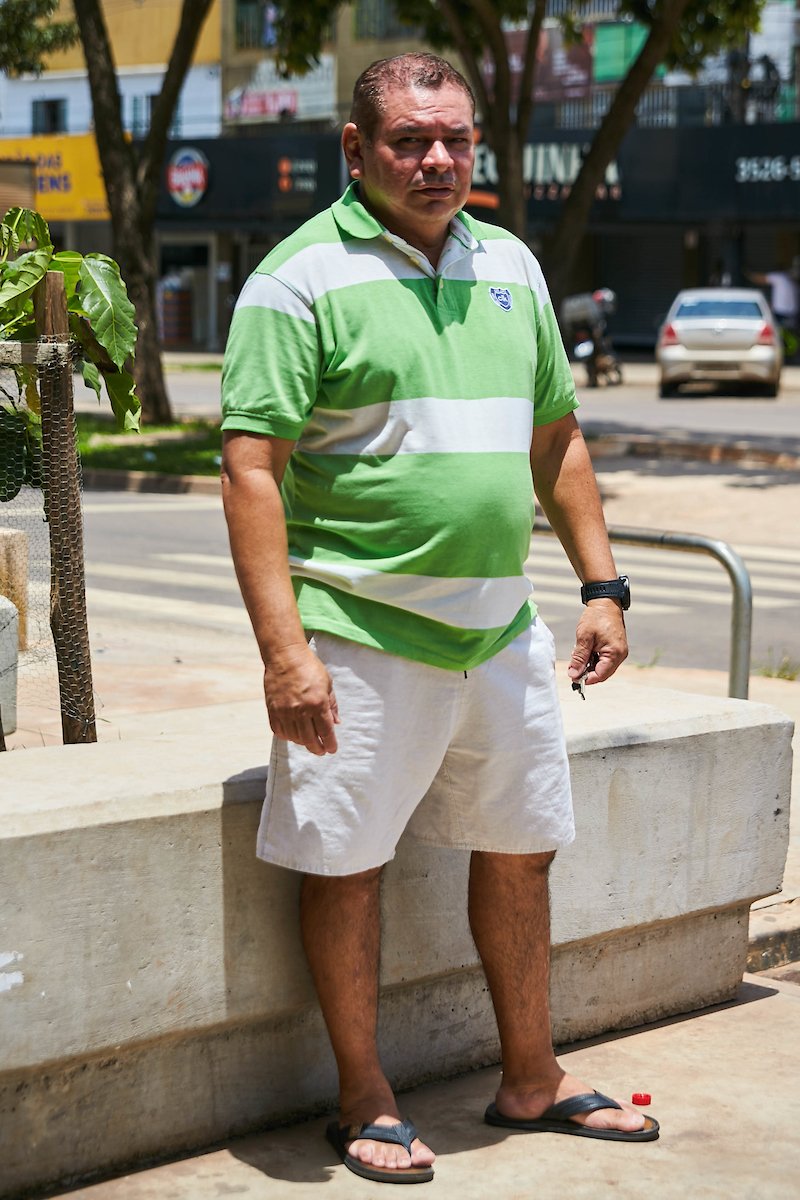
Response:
[468,850,645,1132]
[300,868,435,1172]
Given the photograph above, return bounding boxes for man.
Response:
[746,264,799,334]
[221,53,658,1186]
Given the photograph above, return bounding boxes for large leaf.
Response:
[79,253,138,370]
[101,367,141,433]
[51,249,83,304]
[3,207,52,253]
[0,244,52,313]
[68,311,115,370]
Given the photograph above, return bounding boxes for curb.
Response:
[78,434,800,496]
[748,900,800,973]
[586,433,800,470]
[80,468,220,496]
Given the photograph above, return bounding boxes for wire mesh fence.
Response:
[0,328,96,747]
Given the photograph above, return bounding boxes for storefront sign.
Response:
[167,148,210,207]
[734,153,800,184]
[0,133,107,220]
[481,23,594,104]
[469,136,620,211]
[155,134,342,228]
[225,54,336,123]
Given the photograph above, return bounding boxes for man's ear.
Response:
[342,122,364,178]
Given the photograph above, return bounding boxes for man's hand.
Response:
[567,599,628,689]
[263,643,340,756]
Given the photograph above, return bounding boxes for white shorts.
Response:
[257,620,575,876]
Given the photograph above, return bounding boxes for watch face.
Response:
[619,575,631,610]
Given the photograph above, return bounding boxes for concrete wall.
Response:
[0,684,792,1197]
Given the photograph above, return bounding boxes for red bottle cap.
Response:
[631,1093,651,1106]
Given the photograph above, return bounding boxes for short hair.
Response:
[350,53,475,141]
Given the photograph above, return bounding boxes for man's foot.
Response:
[338,1111,435,1175]
[489,1070,658,1140]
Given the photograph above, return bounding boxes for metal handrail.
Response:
[534,523,753,699]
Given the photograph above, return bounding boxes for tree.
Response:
[271,0,766,297]
[70,0,215,423]
[1,205,140,503]
[0,0,77,74]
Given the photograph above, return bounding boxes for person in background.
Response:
[746,262,799,352]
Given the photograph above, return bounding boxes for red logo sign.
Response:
[167,148,209,208]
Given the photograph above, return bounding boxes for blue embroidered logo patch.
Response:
[489,286,513,311]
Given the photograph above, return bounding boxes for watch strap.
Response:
[580,576,630,610]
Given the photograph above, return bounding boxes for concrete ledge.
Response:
[0,684,792,1197]
[0,595,18,734]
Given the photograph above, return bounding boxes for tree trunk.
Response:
[542,0,693,302]
[72,0,215,425]
[122,252,173,424]
[35,272,97,745]
[495,134,527,239]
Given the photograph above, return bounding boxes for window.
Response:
[131,95,156,137]
[130,95,183,138]
[676,300,763,319]
[355,0,418,41]
[236,1,278,50]
[32,98,67,134]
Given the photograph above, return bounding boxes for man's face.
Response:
[343,83,475,248]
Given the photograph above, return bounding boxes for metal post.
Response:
[534,522,753,699]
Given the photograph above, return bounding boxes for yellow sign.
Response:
[0,133,108,221]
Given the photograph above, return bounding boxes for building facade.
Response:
[1,1,799,348]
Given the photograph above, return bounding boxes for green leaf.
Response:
[0,308,36,341]
[0,222,19,263]
[81,358,102,402]
[17,363,40,414]
[3,207,52,254]
[69,311,115,370]
[102,367,141,433]
[79,253,138,370]
[51,249,83,302]
[0,244,51,313]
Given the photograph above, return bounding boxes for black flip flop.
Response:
[326,1117,434,1184]
[485,1090,660,1141]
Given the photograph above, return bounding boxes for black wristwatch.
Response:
[580,575,630,611]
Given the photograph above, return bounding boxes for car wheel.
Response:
[658,381,677,398]
[761,380,779,398]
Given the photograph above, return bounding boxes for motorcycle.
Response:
[561,289,623,388]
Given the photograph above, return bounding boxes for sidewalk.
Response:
[13,654,798,1200]
[50,973,800,1199]
[15,376,800,1198]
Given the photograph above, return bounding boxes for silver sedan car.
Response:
[656,287,783,398]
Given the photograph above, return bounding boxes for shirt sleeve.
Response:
[221,271,322,440]
[526,255,579,427]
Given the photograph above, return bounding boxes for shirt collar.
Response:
[331,182,480,258]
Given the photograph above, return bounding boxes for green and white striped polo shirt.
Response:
[221,183,578,671]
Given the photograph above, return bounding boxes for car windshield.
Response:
[675,299,763,319]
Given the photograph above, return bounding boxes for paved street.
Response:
[73,360,800,460]
[67,485,800,676]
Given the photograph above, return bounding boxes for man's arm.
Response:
[221,430,339,755]
[530,411,627,687]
